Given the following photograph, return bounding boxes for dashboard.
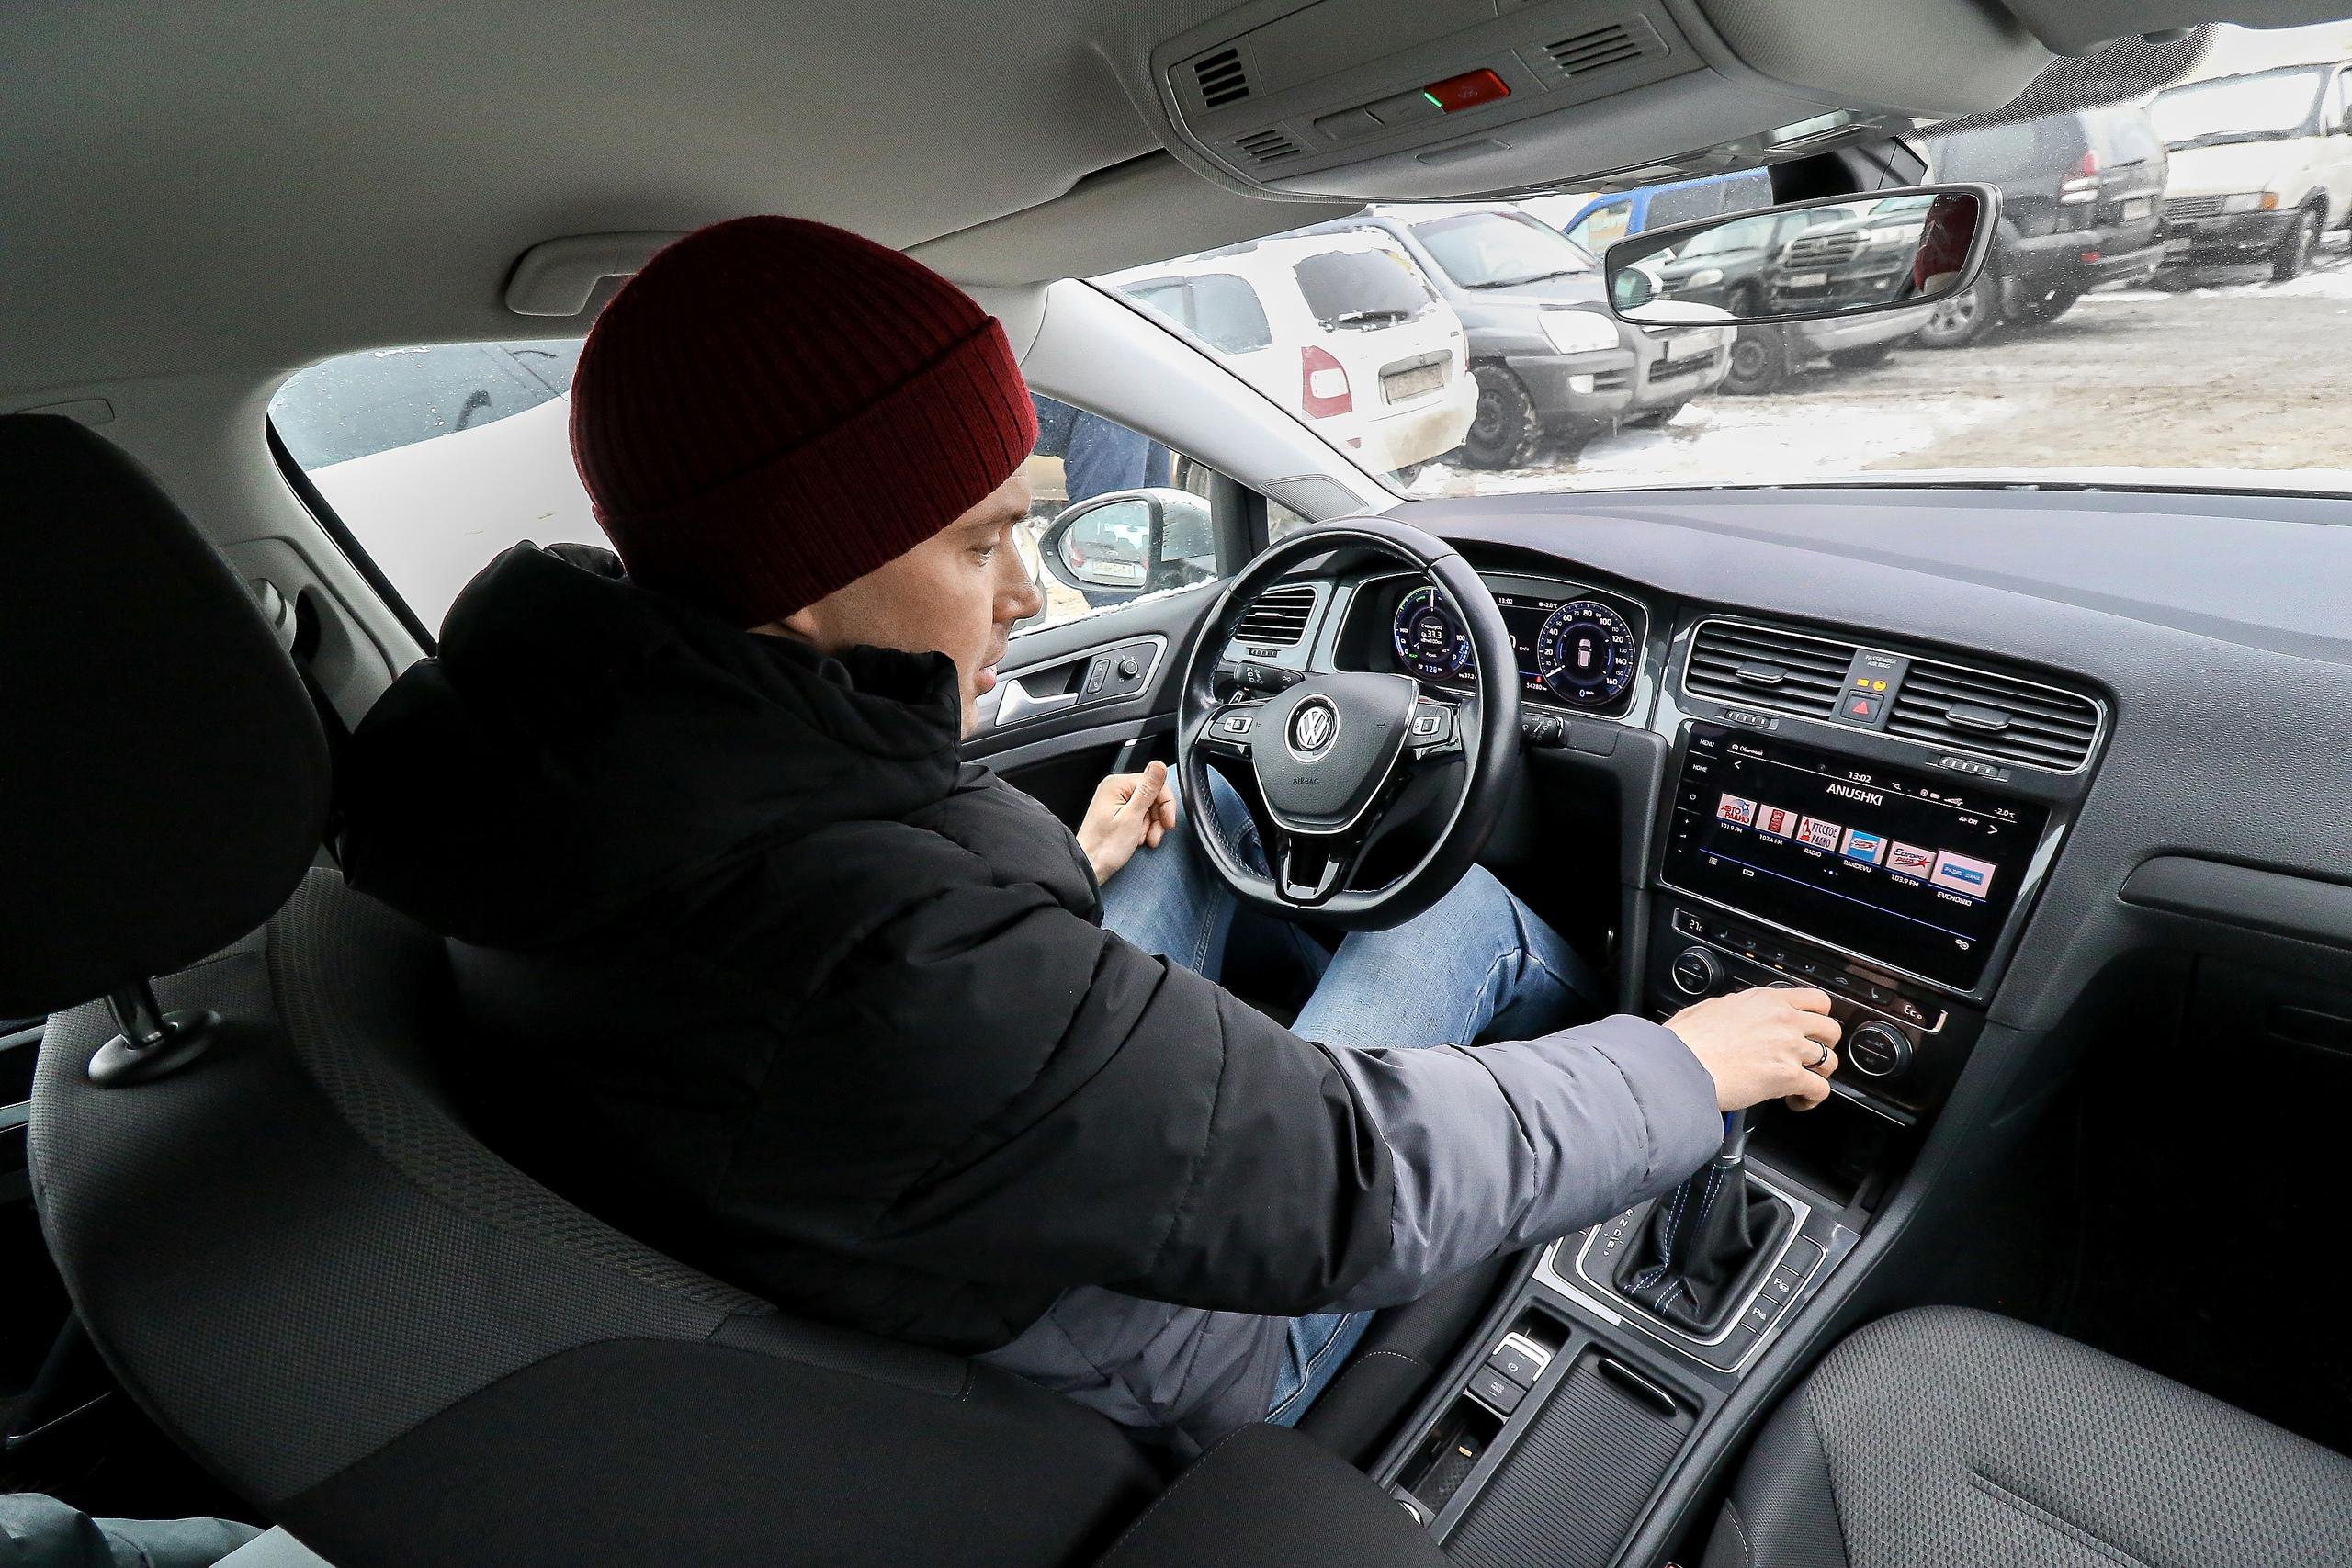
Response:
[1218,480,2352,1127]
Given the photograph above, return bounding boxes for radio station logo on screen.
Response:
[1931,850,1998,899]
[1796,816,1843,851]
[1756,805,1799,838]
[1885,841,1936,878]
[1840,829,1888,866]
[1715,794,1758,827]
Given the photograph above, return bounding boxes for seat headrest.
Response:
[0,414,329,1016]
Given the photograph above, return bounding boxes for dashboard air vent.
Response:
[1193,47,1250,108]
[1889,660,2100,772]
[1684,620,1855,718]
[1234,128,1302,164]
[1234,583,1317,648]
[1542,23,1648,80]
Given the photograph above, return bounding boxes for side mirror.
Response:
[1038,488,1215,604]
[1604,184,2000,326]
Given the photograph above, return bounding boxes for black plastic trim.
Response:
[266,421,438,653]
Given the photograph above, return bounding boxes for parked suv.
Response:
[2152,62,2352,281]
[1306,204,1732,468]
[1100,230,1476,480]
[1584,185,1931,393]
[1558,170,1773,258]
[1917,105,2169,346]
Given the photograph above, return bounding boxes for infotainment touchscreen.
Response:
[1661,724,2050,990]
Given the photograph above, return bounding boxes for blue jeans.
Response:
[1098,774,1601,1425]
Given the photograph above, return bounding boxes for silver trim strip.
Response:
[1680,615,2108,776]
[988,633,1169,730]
[1532,1171,1815,1374]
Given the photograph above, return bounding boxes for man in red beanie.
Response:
[341,216,1840,1453]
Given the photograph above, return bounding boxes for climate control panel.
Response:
[1646,902,1981,1122]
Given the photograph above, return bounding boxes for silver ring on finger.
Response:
[1809,1042,1830,1069]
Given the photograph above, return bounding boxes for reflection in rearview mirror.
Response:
[1603,185,1998,328]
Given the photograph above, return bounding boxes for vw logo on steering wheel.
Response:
[1287,696,1340,761]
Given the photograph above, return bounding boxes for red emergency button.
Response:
[1423,68,1510,113]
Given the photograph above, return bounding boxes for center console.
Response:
[1368,622,2103,1564]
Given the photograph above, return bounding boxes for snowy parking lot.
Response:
[1408,235,2352,498]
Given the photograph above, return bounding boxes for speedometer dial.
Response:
[1534,599,1636,706]
[1392,586,1472,680]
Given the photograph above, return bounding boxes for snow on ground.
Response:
[1404,393,2008,498]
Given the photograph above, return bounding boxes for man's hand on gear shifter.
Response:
[1666,987,1842,1112]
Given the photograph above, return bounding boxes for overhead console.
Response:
[1122,0,2055,202]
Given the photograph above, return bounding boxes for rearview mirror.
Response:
[1603,184,1999,327]
[1038,488,1216,604]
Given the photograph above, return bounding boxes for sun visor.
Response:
[1118,0,2056,203]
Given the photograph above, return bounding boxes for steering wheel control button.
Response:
[1217,711,1254,737]
[1467,1367,1526,1416]
[1670,946,1724,996]
[1847,1021,1915,1078]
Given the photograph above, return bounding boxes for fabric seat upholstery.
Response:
[1702,1306,2352,1568]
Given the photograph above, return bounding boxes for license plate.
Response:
[1659,333,1699,362]
[1788,271,1829,288]
[2121,196,2153,221]
[1381,363,1446,403]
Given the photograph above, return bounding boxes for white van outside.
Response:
[1102,231,1477,479]
[2154,62,2352,278]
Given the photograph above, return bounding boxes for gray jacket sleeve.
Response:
[1318,1014,1723,1311]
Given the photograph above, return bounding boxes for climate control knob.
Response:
[1669,946,1724,997]
[1847,1021,1915,1079]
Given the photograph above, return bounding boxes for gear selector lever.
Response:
[1612,1110,1792,1336]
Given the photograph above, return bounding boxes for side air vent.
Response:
[1889,660,2100,772]
[1233,128,1303,164]
[1542,22,1649,80]
[1234,583,1318,648]
[1684,620,1856,718]
[1193,47,1250,108]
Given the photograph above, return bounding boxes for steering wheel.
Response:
[1176,517,1521,931]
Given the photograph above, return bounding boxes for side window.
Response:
[2334,69,2352,132]
[271,349,1235,644]
[1023,394,1231,633]
[1566,199,1634,254]
[272,342,604,634]
[1187,273,1273,355]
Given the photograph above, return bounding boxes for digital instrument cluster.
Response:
[1391,585,1640,711]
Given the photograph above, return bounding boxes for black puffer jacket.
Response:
[341,544,1396,1353]
[342,544,1721,1448]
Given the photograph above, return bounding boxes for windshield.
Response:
[2152,67,2326,146]
[1098,23,2352,500]
[1410,210,1593,288]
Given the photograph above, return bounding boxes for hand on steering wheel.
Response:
[1176,518,1521,931]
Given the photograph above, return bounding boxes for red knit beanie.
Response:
[570,217,1038,626]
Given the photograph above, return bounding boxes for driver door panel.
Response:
[966,585,1222,826]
